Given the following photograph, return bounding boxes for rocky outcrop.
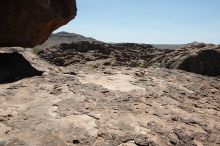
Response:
[0,0,77,47]
[0,48,219,145]
[38,41,166,67]
[147,43,220,76]
[39,42,220,76]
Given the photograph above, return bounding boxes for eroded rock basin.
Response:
[0,50,219,146]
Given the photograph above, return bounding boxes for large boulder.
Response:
[147,43,220,76]
[0,0,77,48]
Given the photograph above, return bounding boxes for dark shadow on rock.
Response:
[178,49,220,76]
[0,52,43,84]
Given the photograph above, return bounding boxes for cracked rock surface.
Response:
[39,42,220,76]
[0,48,219,146]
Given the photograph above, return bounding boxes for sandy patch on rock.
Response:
[78,72,145,92]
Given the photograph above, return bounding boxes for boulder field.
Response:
[39,42,220,76]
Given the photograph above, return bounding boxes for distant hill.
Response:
[35,32,99,49]
[36,31,195,50]
[151,42,205,50]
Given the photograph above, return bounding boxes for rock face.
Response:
[147,43,220,76]
[39,42,220,76]
[0,0,77,47]
[0,48,219,146]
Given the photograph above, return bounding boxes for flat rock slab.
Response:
[0,50,219,145]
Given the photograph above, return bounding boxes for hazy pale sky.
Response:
[56,0,220,44]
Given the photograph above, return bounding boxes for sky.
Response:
[56,0,220,44]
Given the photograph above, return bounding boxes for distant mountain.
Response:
[36,31,198,50]
[151,42,204,50]
[36,31,99,49]
[52,32,98,42]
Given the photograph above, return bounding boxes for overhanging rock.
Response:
[0,0,77,48]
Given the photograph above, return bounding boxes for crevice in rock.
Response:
[0,52,43,84]
[72,139,80,144]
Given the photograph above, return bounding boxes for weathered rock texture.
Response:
[38,42,166,67]
[39,42,220,76]
[0,0,77,47]
[0,48,219,146]
[147,43,220,76]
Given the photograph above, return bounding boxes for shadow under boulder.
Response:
[0,52,43,84]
